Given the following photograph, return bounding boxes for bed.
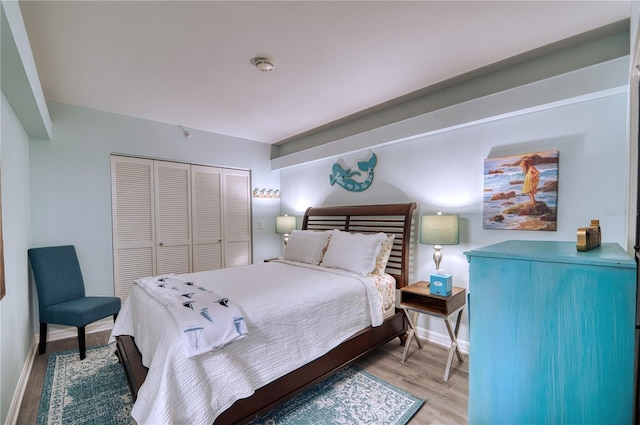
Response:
[113,202,417,424]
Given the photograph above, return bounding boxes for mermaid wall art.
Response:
[329,151,377,192]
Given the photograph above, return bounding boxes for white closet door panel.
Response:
[111,156,156,301]
[192,165,223,272]
[225,242,251,268]
[155,161,191,242]
[193,244,223,272]
[157,245,191,275]
[113,158,155,248]
[154,161,192,273]
[115,247,154,301]
[223,170,251,266]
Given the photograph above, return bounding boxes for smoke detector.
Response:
[251,56,275,72]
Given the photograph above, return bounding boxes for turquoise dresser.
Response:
[464,240,636,424]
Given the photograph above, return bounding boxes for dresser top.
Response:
[464,240,635,268]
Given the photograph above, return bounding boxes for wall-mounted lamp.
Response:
[420,212,459,273]
[253,188,280,199]
[275,214,297,245]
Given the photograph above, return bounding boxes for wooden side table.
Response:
[400,281,466,381]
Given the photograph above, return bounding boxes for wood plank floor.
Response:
[358,337,469,425]
[16,330,468,424]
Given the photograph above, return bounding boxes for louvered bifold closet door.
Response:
[111,156,156,302]
[191,165,223,272]
[154,161,192,275]
[223,169,252,267]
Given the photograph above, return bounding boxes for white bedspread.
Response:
[110,260,384,425]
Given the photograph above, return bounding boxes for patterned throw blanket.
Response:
[135,274,248,358]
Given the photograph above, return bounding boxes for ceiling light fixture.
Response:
[251,56,275,72]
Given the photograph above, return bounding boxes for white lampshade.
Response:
[275,215,296,235]
[420,213,459,246]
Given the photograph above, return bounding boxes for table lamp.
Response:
[275,215,297,245]
[420,212,459,274]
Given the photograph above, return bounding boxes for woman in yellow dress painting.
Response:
[521,156,540,205]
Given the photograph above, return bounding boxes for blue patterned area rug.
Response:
[37,346,423,425]
[37,345,133,425]
[249,366,425,425]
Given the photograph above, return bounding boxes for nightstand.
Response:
[400,281,466,381]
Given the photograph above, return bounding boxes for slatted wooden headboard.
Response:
[301,202,417,288]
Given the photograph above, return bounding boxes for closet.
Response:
[111,155,251,301]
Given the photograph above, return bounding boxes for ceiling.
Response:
[19,1,631,145]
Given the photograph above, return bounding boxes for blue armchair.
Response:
[28,245,121,360]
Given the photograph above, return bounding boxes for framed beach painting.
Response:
[483,150,558,231]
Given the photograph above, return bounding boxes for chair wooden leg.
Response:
[39,323,47,355]
[78,326,86,360]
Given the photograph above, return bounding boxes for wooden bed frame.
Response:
[116,202,417,425]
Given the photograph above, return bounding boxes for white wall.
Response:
[0,93,33,424]
[28,102,282,335]
[280,66,631,348]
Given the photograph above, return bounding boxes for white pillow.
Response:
[282,230,332,265]
[320,230,388,276]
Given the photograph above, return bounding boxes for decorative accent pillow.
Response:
[320,230,388,276]
[372,235,395,275]
[282,230,332,265]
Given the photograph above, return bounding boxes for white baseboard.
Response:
[4,343,37,425]
[415,326,470,354]
[36,317,115,345]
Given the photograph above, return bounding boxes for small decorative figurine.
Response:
[577,219,601,252]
